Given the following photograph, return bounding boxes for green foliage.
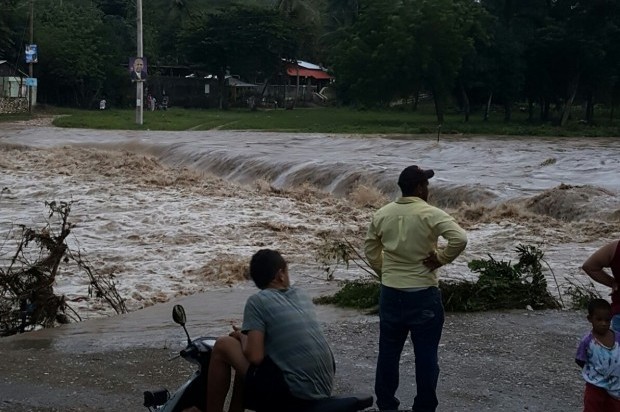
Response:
[330,0,414,106]
[177,3,301,107]
[0,113,31,123]
[275,0,324,61]
[564,278,602,310]
[454,244,561,311]
[3,0,619,121]
[34,0,123,107]
[315,235,350,280]
[331,0,492,122]
[179,5,299,81]
[314,243,575,313]
[315,232,378,281]
[0,0,22,60]
[313,280,380,310]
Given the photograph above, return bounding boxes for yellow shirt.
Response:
[364,197,467,289]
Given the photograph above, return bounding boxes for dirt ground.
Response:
[0,118,592,411]
[0,287,587,412]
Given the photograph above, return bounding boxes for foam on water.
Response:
[0,125,619,320]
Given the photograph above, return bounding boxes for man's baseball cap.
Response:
[398,165,435,187]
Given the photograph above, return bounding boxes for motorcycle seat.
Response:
[299,394,374,412]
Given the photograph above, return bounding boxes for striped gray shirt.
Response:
[242,287,335,399]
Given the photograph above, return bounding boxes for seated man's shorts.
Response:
[244,356,311,412]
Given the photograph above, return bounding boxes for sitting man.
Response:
[205,249,335,412]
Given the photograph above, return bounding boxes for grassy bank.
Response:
[0,113,33,123]
[3,105,620,137]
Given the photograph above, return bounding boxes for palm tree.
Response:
[326,0,359,27]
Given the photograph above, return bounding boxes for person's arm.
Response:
[582,241,618,290]
[243,330,265,366]
[240,296,267,365]
[575,334,590,369]
[433,218,468,266]
[229,324,248,350]
[364,218,383,277]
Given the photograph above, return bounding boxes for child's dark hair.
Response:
[588,298,611,315]
[249,249,286,289]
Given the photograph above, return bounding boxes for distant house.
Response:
[260,60,333,106]
[284,60,333,89]
[227,76,259,106]
[0,60,35,113]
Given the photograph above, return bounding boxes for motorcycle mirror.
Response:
[172,305,186,326]
[172,304,192,346]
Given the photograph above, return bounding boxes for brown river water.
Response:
[0,121,617,411]
[0,123,619,320]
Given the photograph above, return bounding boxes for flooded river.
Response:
[0,124,619,319]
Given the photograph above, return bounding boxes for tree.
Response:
[275,0,321,25]
[411,0,490,123]
[520,0,620,125]
[35,0,115,107]
[321,0,360,52]
[273,0,324,62]
[93,0,129,17]
[178,4,300,108]
[142,0,210,65]
[330,0,414,107]
[0,0,25,62]
[325,0,359,28]
[570,0,620,125]
[331,0,488,122]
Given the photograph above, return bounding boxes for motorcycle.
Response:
[143,304,374,412]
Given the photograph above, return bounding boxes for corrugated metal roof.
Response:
[286,66,332,80]
[227,77,258,87]
[296,60,323,70]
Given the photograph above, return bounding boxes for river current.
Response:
[0,124,618,318]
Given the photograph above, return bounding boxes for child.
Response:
[576,298,620,411]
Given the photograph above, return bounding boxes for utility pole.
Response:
[136,0,143,125]
[28,0,33,114]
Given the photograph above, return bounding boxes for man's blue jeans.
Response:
[375,285,444,412]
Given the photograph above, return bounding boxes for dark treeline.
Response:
[1,0,619,125]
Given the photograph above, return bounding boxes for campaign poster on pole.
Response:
[25,44,38,63]
[129,57,148,81]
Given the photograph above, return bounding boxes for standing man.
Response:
[582,239,620,331]
[205,249,335,412]
[365,165,467,412]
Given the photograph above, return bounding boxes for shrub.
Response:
[314,242,572,312]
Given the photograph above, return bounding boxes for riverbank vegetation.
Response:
[314,240,601,312]
[18,105,620,137]
[0,201,127,337]
[1,0,619,129]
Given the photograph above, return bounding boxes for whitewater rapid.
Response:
[1,124,619,318]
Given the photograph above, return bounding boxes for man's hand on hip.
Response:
[423,252,442,271]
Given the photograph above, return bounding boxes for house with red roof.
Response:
[284,60,333,89]
[262,59,333,106]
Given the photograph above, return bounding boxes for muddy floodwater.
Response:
[1,124,618,317]
[0,121,618,411]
